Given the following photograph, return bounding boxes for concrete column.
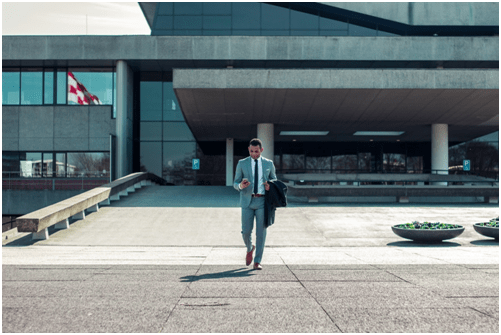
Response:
[72,211,85,220]
[87,204,99,213]
[431,124,448,186]
[257,123,274,160]
[99,198,111,206]
[116,60,130,179]
[32,228,49,241]
[55,218,70,230]
[226,138,234,186]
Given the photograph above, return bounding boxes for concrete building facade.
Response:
[2,2,499,214]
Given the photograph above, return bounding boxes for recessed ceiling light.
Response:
[280,131,329,136]
[353,131,405,136]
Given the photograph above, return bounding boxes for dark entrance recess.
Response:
[195,141,435,186]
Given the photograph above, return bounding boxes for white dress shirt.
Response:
[239,156,265,194]
[252,157,265,195]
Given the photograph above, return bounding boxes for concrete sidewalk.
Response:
[2,185,499,332]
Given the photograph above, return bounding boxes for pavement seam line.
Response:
[378,269,416,285]
[342,254,421,285]
[159,248,209,333]
[398,248,458,265]
[276,252,344,333]
[467,306,498,319]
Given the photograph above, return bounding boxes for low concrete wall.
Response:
[290,195,488,204]
[288,185,499,197]
[15,172,166,235]
[288,185,498,204]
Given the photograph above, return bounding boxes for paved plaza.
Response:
[2,185,499,332]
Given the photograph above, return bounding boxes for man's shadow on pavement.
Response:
[180,268,255,282]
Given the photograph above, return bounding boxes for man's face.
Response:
[249,145,264,160]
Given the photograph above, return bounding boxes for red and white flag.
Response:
[68,72,102,105]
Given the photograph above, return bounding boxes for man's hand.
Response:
[240,179,250,189]
[264,181,270,191]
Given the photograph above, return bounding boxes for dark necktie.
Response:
[254,159,259,195]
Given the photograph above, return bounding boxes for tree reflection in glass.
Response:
[162,142,196,185]
[332,155,357,173]
[67,153,110,177]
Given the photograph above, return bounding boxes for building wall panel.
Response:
[2,106,19,139]
[2,106,114,152]
[19,106,54,139]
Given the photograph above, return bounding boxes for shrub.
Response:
[396,221,461,230]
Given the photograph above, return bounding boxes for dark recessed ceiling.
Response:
[175,88,498,143]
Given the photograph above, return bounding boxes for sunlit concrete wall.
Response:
[2,36,498,62]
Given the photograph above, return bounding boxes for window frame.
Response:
[2,67,116,116]
[2,151,111,178]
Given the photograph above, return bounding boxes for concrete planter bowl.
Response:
[392,222,465,242]
[473,218,499,240]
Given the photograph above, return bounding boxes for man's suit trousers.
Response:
[241,196,267,264]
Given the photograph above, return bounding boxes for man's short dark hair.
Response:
[249,138,262,149]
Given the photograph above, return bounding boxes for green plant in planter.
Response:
[397,221,461,230]
[477,217,499,228]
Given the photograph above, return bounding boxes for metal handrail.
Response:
[2,171,110,178]
[2,171,111,191]
[285,180,499,187]
[277,168,498,178]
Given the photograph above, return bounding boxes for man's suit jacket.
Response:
[233,156,277,208]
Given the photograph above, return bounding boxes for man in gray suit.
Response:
[234,138,277,270]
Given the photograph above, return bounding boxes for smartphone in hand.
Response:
[241,178,250,188]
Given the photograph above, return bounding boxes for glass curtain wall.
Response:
[152,2,398,36]
[3,151,110,178]
[2,152,20,178]
[274,142,430,175]
[2,68,20,105]
[68,69,114,106]
[449,131,499,179]
[44,69,54,104]
[139,79,197,185]
[2,67,116,117]
[20,69,43,105]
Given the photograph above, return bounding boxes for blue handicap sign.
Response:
[192,158,200,170]
[463,160,470,171]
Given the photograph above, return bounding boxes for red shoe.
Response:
[246,245,255,266]
[253,263,262,270]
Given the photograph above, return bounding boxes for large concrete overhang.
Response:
[173,69,498,143]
